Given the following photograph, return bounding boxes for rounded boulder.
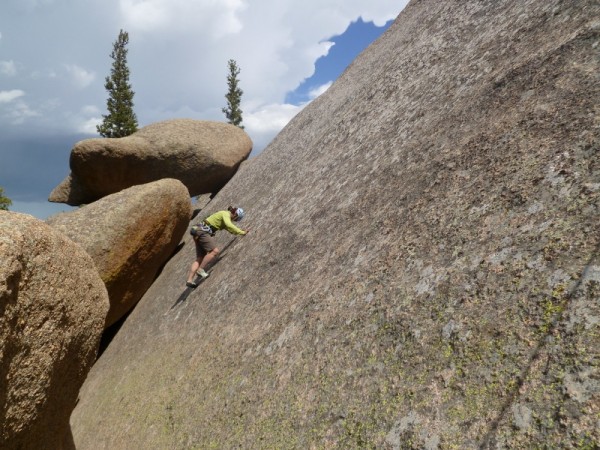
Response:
[47,178,192,327]
[49,119,252,205]
[0,211,109,449]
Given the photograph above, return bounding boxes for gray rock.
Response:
[49,119,252,205]
[70,1,600,448]
[0,211,108,449]
[512,403,532,430]
[47,178,191,327]
[386,412,421,449]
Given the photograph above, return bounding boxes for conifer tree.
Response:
[97,29,138,138]
[0,186,12,211]
[222,59,244,129]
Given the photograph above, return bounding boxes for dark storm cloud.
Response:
[0,134,84,202]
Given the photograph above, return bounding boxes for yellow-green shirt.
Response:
[204,210,246,235]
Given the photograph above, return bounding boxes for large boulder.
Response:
[70,1,599,449]
[47,178,191,327]
[49,119,252,206]
[0,211,109,449]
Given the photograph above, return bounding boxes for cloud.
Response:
[77,117,102,135]
[64,64,96,89]
[4,100,40,124]
[81,104,100,116]
[308,82,332,99]
[120,0,246,37]
[244,102,306,152]
[244,103,304,133]
[0,91,50,125]
[0,1,403,137]
[0,60,17,76]
[30,69,58,80]
[0,89,24,103]
[7,0,56,12]
[64,105,102,134]
[119,0,168,31]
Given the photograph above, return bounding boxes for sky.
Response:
[0,0,408,219]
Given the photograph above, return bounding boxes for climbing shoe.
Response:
[196,268,210,279]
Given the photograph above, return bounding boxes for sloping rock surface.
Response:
[49,119,252,205]
[47,179,191,327]
[71,1,599,448]
[0,212,108,449]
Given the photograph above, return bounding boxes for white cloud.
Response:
[64,64,96,89]
[77,117,101,134]
[81,105,100,115]
[3,100,40,124]
[0,0,406,150]
[308,82,332,99]
[30,69,58,79]
[69,105,102,134]
[244,103,304,134]
[0,89,25,103]
[0,60,17,76]
[244,102,306,152]
[119,0,167,31]
[120,0,246,37]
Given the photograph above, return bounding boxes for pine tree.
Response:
[0,187,12,211]
[222,59,244,129]
[97,29,138,138]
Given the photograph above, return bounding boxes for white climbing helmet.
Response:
[235,207,245,221]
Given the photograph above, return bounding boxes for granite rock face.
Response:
[47,179,191,327]
[49,119,252,205]
[0,212,108,449]
[71,1,599,448]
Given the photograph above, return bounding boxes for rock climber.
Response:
[186,206,248,288]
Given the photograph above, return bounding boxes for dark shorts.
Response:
[194,231,216,258]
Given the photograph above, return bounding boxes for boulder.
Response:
[49,119,252,206]
[47,178,191,327]
[70,1,600,449]
[0,211,109,449]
